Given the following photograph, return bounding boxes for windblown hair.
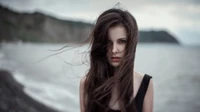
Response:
[84,8,138,112]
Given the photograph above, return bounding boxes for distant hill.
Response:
[139,31,179,43]
[0,5,92,43]
[0,5,179,44]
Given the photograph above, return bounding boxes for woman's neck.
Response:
[113,66,119,75]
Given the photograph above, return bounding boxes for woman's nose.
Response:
[112,43,118,54]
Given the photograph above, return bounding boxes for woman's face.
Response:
[106,25,127,67]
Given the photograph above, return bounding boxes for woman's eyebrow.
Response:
[119,37,127,39]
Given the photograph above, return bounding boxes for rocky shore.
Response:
[0,70,58,112]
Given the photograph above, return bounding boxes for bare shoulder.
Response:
[133,71,144,97]
[133,71,153,99]
[134,72,154,112]
[134,71,145,80]
[80,75,87,112]
[134,71,146,85]
[134,71,153,83]
[80,75,87,88]
[79,75,87,99]
[143,74,154,112]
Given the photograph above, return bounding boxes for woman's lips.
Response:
[111,57,121,62]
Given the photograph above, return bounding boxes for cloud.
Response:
[135,0,200,5]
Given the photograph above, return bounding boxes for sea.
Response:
[0,43,200,112]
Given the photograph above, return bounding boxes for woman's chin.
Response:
[110,62,120,67]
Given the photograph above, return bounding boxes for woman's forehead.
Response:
[108,25,127,40]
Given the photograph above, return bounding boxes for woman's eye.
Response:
[118,39,127,44]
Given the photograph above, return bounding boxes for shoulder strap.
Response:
[135,74,152,112]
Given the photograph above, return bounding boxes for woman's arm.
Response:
[79,76,86,112]
[142,79,154,112]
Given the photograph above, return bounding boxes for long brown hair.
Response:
[84,8,138,112]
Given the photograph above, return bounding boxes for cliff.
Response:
[0,5,179,44]
[0,5,92,43]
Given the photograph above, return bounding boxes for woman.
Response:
[79,8,154,112]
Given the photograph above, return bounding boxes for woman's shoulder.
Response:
[134,71,152,82]
[80,75,87,112]
[133,71,153,98]
[134,71,153,94]
[134,71,145,83]
[80,75,87,87]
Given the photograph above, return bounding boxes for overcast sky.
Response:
[0,0,199,45]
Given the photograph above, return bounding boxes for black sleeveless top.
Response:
[108,74,152,112]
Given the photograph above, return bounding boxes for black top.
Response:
[108,74,152,112]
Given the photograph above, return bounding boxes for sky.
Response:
[0,0,200,45]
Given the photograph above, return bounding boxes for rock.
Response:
[0,70,58,112]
